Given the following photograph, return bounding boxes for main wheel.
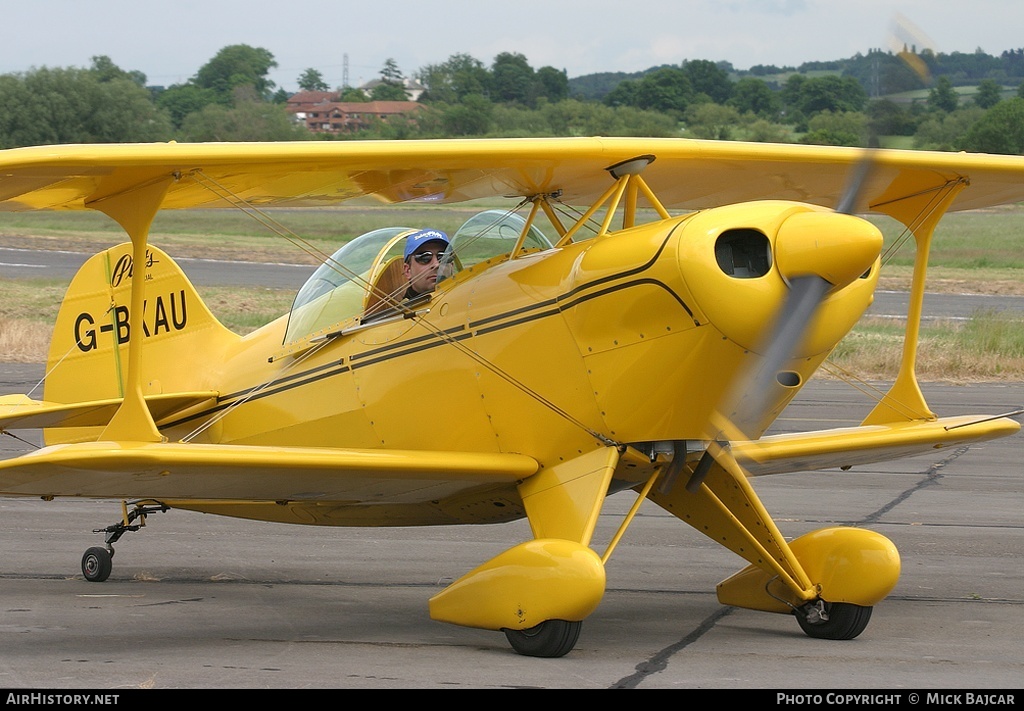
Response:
[503,620,582,658]
[796,601,872,640]
[81,546,112,583]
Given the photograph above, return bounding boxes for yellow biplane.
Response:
[0,137,1021,657]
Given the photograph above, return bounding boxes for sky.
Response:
[4,0,1023,93]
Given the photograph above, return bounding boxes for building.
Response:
[286,91,423,134]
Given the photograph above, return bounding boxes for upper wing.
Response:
[2,138,1024,216]
[0,440,539,502]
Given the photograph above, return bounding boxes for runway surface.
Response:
[0,364,1021,690]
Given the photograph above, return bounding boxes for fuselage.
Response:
[169,200,881,469]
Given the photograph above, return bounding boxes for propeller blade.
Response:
[682,149,882,494]
[835,153,875,215]
[686,274,831,493]
[729,274,832,438]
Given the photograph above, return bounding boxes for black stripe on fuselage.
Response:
[165,221,695,429]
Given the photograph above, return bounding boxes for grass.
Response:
[0,205,495,263]
[2,204,1023,381]
[828,311,1024,382]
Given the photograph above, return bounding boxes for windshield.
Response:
[284,226,414,345]
[446,209,553,270]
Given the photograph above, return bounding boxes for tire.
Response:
[503,620,582,658]
[81,546,112,583]
[796,601,872,640]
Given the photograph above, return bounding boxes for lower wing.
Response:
[0,440,538,504]
[734,413,1021,476]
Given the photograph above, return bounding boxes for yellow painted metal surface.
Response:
[716,527,901,612]
[519,447,618,544]
[3,138,1024,214]
[647,455,814,596]
[734,414,1021,476]
[428,539,606,630]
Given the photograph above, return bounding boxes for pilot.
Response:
[402,228,450,299]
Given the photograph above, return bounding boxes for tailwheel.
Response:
[81,546,113,583]
[81,501,169,582]
[795,599,873,640]
[503,620,582,658]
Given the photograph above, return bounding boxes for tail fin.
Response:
[43,242,240,444]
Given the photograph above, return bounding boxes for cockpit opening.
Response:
[282,209,554,347]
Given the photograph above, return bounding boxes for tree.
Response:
[781,73,807,113]
[602,79,641,108]
[960,98,1024,154]
[87,77,174,142]
[491,52,535,105]
[157,84,219,128]
[683,59,733,104]
[339,86,369,102]
[744,119,792,143]
[419,53,490,104]
[913,107,984,151]
[298,68,329,92]
[180,94,310,141]
[729,77,781,118]
[370,82,409,101]
[685,103,741,140]
[867,98,917,136]
[89,55,146,87]
[380,58,404,85]
[193,45,278,101]
[0,66,172,147]
[800,110,869,146]
[974,79,1003,109]
[928,75,959,112]
[440,93,494,136]
[633,67,693,115]
[490,99,677,138]
[370,58,409,100]
[795,75,868,116]
[535,66,569,102]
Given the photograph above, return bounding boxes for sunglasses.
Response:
[411,250,445,265]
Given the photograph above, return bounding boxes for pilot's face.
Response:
[404,240,447,295]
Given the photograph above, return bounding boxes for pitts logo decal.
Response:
[110,251,159,288]
[74,252,187,351]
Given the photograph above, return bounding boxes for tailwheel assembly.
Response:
[81,501,169,582]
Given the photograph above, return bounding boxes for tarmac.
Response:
[0,364,1021,690]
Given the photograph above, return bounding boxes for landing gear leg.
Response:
[81,501,169,583]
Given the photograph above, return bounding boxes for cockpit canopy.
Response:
[283,209,553,347]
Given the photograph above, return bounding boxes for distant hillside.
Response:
[568,48,1024,101]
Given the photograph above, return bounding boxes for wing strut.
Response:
[554,154,668,247]
[864,178,968,425]
[87,174,176,442]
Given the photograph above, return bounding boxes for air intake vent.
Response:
[715,229,771,278]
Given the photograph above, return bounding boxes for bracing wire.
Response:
[186,171,619,447]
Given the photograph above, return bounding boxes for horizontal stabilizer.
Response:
[0,440,539,503]
[0,392,219,430]
[734,413,1021,476]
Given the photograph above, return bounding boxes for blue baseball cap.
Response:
[403,229,450,260]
